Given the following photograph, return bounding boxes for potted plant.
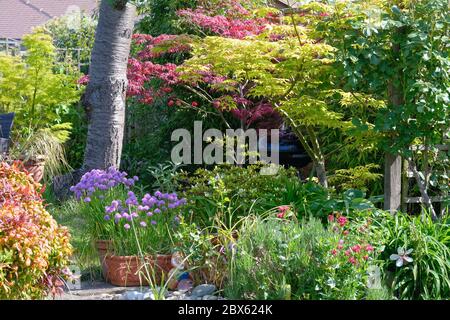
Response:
[9,125,72,183]
[100,190,187,287]
[70,168,187,287]
[70,167,138,277]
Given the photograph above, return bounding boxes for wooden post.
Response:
[401,158,409,212]
[384,152,402,213]
[384,24,405,214]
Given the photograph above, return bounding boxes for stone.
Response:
[143,291,155,300]
[191,284,216,297]
[172,290,187,296]
[123,290,144,300]
[202,295,218,300]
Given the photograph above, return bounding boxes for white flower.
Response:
[390,247,413,267]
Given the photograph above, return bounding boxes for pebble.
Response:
[191,284,216,297]
[112,284,222,301]
[123,291,144,300]
[143,291,155,300]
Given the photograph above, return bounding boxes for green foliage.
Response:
[178,164,378,227]
[44,12,97,73]
[320,0,449,163]
[0,31,81,135]
[173,219,228,287]
[224,216,326,300]
[136,0,198,35]
[178,164,300,227]
[225,215,375,300]
[256,180,377,222]
[10,125,73,180]
[370,210,450,299]
[329,164,383,193]
[147,161,185,193]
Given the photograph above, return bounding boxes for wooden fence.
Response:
[385,143,449,216]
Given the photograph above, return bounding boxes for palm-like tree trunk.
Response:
[83,0,136,171]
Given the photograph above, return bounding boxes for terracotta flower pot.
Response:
[95,240,114,279]
[23,158,46,183]
[103,254,173,287]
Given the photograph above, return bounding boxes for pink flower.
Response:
[348,257,357,265]
[337,216,348,227]
[365,244,374,252]
[344,250,351,256]
[328,214,334,222]
[276,205,290,218]
[331,249,337,256]
[343,230,349,236]
[351,245,361,253]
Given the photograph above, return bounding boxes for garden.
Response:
[0,0,449,302]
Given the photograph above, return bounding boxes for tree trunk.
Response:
[82,1,136,171]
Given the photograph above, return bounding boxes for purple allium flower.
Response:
[104,215,111,221]
[71,167,138,201]
[154,208,161,214]
[105,205,116,214]
[125,192,138,206]
[140,221,147,228]
[133,176,139,181]
[84,197,91,203]
[124,223,131,230]
[151,220,157,225]
[146,212,153,217]
[157,200,165,207]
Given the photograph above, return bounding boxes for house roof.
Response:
[0,0,98,39]
[273,0,302,9]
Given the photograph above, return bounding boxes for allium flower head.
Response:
[71,167,136,200]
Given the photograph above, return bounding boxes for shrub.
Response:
[173,219,228,288]
[0,161,42,203]
[178,164,300,227]
[224,213,377,300]
[178,164,377,227]
[0,162,72,299]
